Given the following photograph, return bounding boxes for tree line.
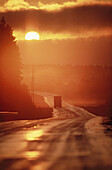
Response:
[0,17,38,118]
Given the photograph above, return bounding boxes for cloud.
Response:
[38,1,77,11]
[0,1,112,38]
[1,0,37,11]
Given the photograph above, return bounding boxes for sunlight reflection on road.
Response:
[0,117,112,170]
[26,129,44,141]
[0,128,45,161]
[24,151,40,160]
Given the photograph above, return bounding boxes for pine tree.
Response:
[0,17,37,116]
[0,17,22,88]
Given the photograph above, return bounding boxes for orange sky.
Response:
[0,0,112,65]
[0,0,112,40]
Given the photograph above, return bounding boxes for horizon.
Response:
[0,0,112,66]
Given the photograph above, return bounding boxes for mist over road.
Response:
[0,92,112,170]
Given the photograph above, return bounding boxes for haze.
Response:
[0,0,112,65]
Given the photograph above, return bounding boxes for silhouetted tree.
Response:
[0,17,37,116]
[0,16,22,88]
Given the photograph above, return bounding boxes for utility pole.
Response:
[31,64,34,105]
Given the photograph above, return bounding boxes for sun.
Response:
[25,31,40,40]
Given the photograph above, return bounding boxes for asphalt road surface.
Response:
[0,93,112,170]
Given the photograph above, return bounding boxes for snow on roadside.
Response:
[35,91,95,118]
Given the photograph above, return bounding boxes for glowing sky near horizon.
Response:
[0,0,112,65]
[0,0,112,40]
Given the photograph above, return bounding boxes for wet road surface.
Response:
[0,92,112,170]
[0,112,112,170]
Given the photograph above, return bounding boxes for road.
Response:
[0,93,112,170]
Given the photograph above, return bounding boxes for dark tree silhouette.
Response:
[0,17,37,117]
[0,16,22,88]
